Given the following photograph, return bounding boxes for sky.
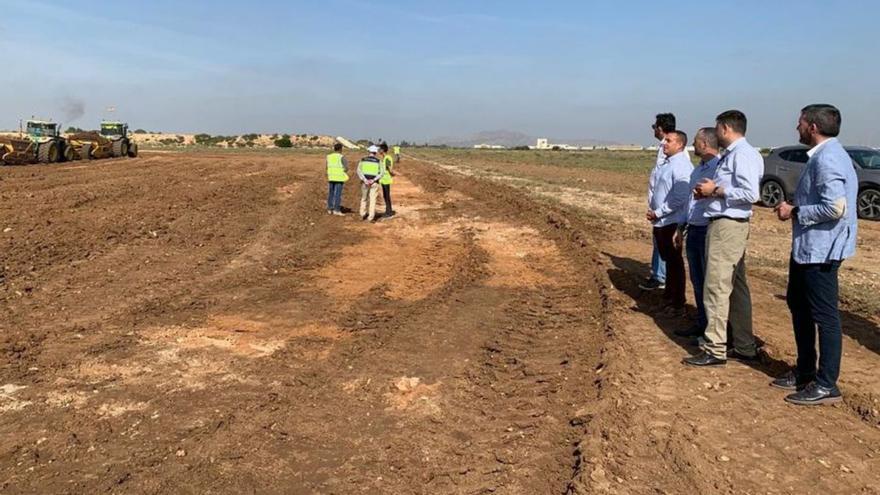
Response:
[1,0,878,146]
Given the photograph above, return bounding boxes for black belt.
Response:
[709,216,749,223]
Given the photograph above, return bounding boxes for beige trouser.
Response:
[360,182,379,220]
[702,218,757,359]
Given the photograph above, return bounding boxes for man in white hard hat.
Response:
[357,145,385,222]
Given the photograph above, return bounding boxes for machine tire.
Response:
[111,139,128,158]
[61,142,75,162]
[81,143,93,160]
[37,141,59,163]
[127,141,138,158]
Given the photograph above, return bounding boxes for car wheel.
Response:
[858,188,880,220]
[760,180,785,208]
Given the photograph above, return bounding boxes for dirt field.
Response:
[1,150,879,494]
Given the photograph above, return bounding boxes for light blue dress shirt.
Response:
[687,156,720,226]
[650,150,693,227]
[792,137,858,264]
[703,137,764,220]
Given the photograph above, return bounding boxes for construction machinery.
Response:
[68,121,138,160]
[0,135,38,165]
[0,120,77,164]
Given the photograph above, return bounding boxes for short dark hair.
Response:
[716,110,747,135]
[669,130,687,146]
[379,143,389,152]
[801,104,841,137]
[655,113,676,133]
[333,142,343,152]
[697,127,718,149]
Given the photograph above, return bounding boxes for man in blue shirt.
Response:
[771,104,858,405]
[646,131,693,313]
[673,128,720,338]
[640,113,677,291]
[684,110,762,367]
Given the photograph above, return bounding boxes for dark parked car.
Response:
[761,145,880,220]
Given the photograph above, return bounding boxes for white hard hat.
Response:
[367,145,379,153]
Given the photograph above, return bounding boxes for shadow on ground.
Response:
[603,252,790,378]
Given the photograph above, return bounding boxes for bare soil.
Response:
[1,152,606,494]
[2,149,879,494]
[409,149,880,494]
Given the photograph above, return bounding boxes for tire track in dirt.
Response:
[0,152,607,494]
[407,151,880,494]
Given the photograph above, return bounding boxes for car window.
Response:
[778,149,809,163]
[848,149,880,170]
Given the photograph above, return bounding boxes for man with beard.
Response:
[771,104,858,405]
[683,110,762,367]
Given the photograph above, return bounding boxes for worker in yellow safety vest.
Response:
[326,143,349,216]
[393,144,401,163]
[357,145,385,222]
[378,143,396,219]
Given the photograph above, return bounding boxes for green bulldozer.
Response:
[68,121,138,160]
[0,119,76,164]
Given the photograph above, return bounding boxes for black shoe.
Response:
[683,352,727,367]
[727,348,759,363]
[770,370,813,391]
[675,324,704,338]
[639,278,666,291]
[784,382,842,406]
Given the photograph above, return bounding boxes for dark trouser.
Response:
[654,223,686,308]
[327,181,344,212]
[381,184,393,214]
[685,224,709,330]
[787,257,842,389]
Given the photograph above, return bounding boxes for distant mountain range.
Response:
[429,130,622,148]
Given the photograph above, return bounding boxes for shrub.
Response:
[133,129,147,134]
[274,137,293,148]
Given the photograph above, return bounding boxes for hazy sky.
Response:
[1,0,878,146]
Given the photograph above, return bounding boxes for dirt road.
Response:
[409,149,880,494]
[1,152,606,493]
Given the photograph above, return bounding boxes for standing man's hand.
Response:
[646,209,658,222]
[775,201,794,221]
[673,229,683,250]
[695,179,717,199]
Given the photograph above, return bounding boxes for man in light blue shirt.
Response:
[646,131,693,312]
[771,104,858,406]
[684,110,762,367]
[641,113,678,291]
[673,128,720,339]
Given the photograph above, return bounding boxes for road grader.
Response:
[67,121,138,160]
[0,120,77,165]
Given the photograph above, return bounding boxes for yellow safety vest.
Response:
[380,154,394,185]
[393,146,401,155]
[359,157,381,176]
[326,153,348,182]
